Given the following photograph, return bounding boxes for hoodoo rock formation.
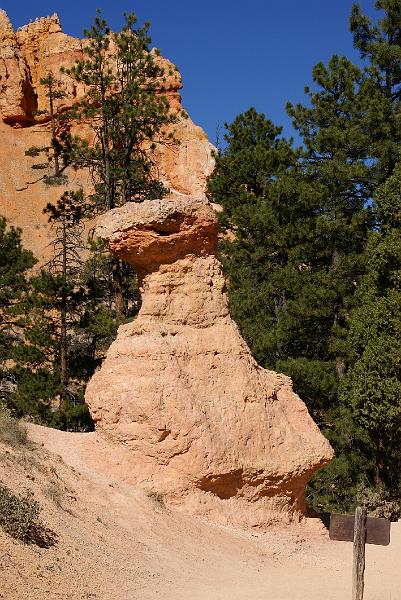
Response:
[85,196,334,527]
[1,10,333,527]
[0,12,214,262]
[0,10,36,125]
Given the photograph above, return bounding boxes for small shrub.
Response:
[0,485,39,540]
[356,483,401,521]
[0,484,56,546]
[146,489,165,507]
[0,408,28,447]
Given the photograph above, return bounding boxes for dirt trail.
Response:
[1,424,400,600]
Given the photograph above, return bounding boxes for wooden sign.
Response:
[329,507,391,600]
[330,512,391,546]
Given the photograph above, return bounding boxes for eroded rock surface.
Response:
[0,11,36,124]
[0,13,214,264]
[86,196,333,527]
[15,14,84,114]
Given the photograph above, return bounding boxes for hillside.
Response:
[0,424,399,600]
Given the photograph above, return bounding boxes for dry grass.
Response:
[44,481,65,509]
[0,408,28,447]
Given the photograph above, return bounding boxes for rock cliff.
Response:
[0,12,214,262]
[0,11,36,125]
[86,195,333,527]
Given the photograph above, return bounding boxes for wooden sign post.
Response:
[329,506,391,600]
[352,506,367,600]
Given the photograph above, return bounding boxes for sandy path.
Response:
[18,424,401,600]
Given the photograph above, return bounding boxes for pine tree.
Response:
[25,72,72,186]
[63,11,177,320]
[0,218,36,407]
[12,261,94,429]
[207,108,348,421]
[350,0,401,179]
[11,191,95,430]
[43,191,85,407]
[341,164,401,497]
[284,1,401,387]
[286,54,373,384]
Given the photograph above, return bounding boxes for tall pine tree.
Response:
[341,164,401,498]
[63,11,177,320]
[0,218,36,408]
[208,1,401,513]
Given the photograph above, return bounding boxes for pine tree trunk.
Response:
[60,288,68,409]
[48,78,61,179]
[374,439,385,486]
[332,249,347,379]
[112,256,125,322]
[60,219,69,409]
[335,358,346,379]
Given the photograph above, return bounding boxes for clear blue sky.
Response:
[2,0,379,144]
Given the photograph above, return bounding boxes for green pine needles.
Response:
[2,9,174,431]
[207,1,401,516]
[63,10,176,211]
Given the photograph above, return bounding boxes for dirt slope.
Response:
[0,424,399,600]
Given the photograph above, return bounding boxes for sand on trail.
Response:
[1,424,400,600]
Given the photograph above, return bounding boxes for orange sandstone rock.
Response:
[85,196,334,527]
[0,12,214,264]
[94,197,218,277]
[15,14,84,115]
[0,11,36,125]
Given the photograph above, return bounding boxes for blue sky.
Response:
[2,0,379,145]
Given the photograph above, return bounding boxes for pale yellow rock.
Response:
[86,196,334,527]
